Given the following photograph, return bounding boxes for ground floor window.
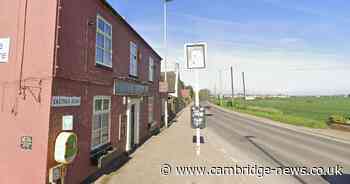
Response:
[148,97,154,123]
[91,96,111,150]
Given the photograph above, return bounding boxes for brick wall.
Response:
[46,0,162,183]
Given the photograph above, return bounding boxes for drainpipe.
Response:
[52,0,62,77]
[18,0,29,94]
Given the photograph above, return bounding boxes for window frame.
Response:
[148,96,154,123]
[129,41,138,77]
[95,15,113,68]
[148,57,155,82]
[91,96,111,151]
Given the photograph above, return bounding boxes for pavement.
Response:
[95,105,259,184]
[95,103,350,184]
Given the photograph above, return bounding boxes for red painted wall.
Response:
[0,0,161,183]
[0,0,57,183]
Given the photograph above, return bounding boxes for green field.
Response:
[215,96,350,129]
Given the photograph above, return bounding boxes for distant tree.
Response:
[178,80,185,90]
[185,85,194,99]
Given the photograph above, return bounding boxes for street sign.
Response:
[184,42,208,156]
[191,106,206,129]
[0,38,10,63]
[52,96,81,107]
[185,42,207,69]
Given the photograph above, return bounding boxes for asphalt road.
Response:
[205,102,350,184]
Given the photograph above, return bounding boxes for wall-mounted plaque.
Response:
[62,115,74,131]
[20,136,32,150]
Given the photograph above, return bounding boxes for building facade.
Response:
[0,0,161,183]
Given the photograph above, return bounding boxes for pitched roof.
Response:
[100,0,162,60]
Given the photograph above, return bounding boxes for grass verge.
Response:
[213,99,328,129]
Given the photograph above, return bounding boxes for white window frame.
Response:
[148,97,154,123]
[129,41,138,77]
[95,15,113,68]
[91,96,111,150]
[149,57,154,82]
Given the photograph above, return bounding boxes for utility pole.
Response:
[163,0,173,128]
[230,66,234,108]
[242,72,246,100]
[214,83,217,99]
[219,69,223,105]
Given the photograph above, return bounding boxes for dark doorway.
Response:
[130,104,136,148]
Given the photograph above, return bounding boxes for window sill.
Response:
[148,121,157,129]
[90,143,113,165]
[128,74,139,79]
[96,63,113,71]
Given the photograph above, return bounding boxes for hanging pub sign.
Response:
[184,42,207,69]
[52,96,81,107]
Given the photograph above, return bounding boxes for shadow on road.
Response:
[246,136,348,184]
[245,136,310,184]
[322,174,350,184]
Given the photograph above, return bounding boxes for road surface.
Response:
[205,102,350,184]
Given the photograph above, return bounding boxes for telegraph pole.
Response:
[214,83,216,96]
[219,69,223,105]
[163,0,173,128]
[242,72,246,100]
[230,66,234,108]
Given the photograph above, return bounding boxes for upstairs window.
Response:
[149,57,154,82]
[96,15,112,67]
[129,42,138,77]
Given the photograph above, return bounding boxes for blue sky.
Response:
[108,0,350,95]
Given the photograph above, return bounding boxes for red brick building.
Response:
[181,89,191,99]
[0,0,162,183]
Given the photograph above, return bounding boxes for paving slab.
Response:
[94,106,258,184]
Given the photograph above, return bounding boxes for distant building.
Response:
[245,96,256,100]
[181,89,191,98]
[160,71,186,122]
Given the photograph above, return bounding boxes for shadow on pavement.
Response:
[322,174,350,184]
[192,135,205,144]
[81,153,131,184]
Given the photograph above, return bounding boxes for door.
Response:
[130,104,135,147]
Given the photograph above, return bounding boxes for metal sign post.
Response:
[185,42,207,156]
[195,69,200,155]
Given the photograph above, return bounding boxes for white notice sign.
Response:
[0,38,10,63]
[62,115,74,131]
[185,42,207,69]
